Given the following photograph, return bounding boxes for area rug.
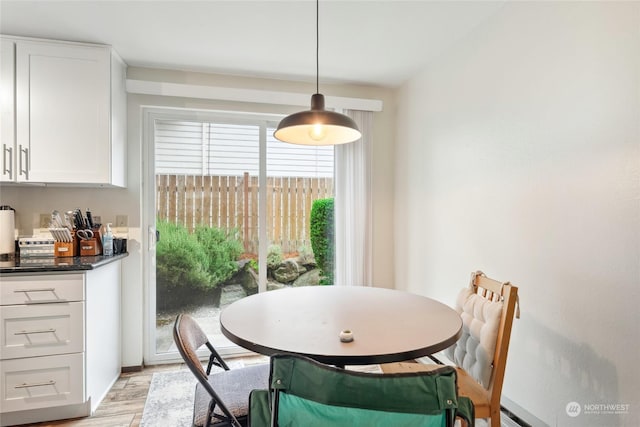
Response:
[140,360,246,427]
[140,369,196,427]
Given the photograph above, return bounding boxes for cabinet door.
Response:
[15,40,111,184]
[0,38,15,182]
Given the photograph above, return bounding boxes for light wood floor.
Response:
[20,355,269,427]
[21,363,182,427]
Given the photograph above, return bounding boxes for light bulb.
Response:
[309,123,327,141]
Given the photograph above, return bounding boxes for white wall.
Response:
[394,2,639,426]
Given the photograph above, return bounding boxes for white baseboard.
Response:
[502,396,549,427]
[501,412,525,427]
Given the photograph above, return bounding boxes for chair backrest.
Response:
[173,314,237,426]
[445,271,519,411]
[249,354,475,427]
[174,313,210,379]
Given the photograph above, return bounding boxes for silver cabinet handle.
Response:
[14,328,56,335]
[13,288,64,304]
[14,380,56,389]
[14,288,56,293]
[18,144,28,180]
[2,144,12,179]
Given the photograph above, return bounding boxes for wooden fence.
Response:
[156,173,334,254]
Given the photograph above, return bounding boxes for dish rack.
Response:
[18,237,55,257]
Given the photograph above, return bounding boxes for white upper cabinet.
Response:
[0,39,16,182]
[0,36,126,187]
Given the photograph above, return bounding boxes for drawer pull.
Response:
[14,328,57,335]
[14,288,56,293]
[14,380,56,389]
[13,288,66,304]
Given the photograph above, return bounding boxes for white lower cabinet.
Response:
[0,262,121,426]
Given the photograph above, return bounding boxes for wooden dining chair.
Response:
[381,271,519,427]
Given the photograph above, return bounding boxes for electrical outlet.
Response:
[115,215,128,228]
[39,213,50,228]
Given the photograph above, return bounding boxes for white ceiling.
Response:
[0,0,505,88]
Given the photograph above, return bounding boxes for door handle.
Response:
[148,226,158,251]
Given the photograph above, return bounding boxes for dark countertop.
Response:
[0,253,128,274]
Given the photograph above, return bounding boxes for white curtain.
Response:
[334,110,373,286]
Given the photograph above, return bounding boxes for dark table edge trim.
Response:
[221,319,462,366]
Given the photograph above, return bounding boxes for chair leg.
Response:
[490,410,501,427]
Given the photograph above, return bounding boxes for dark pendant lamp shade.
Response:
[274,0,361,146]
[275,94,361,146]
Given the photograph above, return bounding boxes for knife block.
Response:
[78,229,103,256]
[55,241,77,257]
[79,238,100,256]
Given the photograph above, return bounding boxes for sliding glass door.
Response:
[143,107,334,363]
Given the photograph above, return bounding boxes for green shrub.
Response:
[267,244,283,270]
[310,198,335,285]
[155,220,244,310]
[156,221,211,295]
[194,225,243,285]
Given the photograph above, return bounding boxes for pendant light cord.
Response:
[316,0,319,94]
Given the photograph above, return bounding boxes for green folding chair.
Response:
[249,354,474,427]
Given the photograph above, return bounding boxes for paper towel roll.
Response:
[0,206,16,257]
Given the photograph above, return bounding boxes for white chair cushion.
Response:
[445,288,503,389]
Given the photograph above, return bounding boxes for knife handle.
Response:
[86,210,94,229]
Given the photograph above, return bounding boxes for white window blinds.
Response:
[155,119,333,177]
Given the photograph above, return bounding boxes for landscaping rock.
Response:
[240,268,258,295]
[293,268,321,287]
[296,256,317,270]
[267,280,288,291]
[229,260,259,295]
[273,259,301,283]
[220,284,247,307]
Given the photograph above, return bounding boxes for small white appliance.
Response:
[0,205,16,259]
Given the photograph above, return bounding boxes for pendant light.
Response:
[274,0,361,146]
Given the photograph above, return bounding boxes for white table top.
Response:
[220,286,462,366]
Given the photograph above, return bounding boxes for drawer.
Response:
[0,352,85,412]
[0,274,84,305]
[0,302,84,359]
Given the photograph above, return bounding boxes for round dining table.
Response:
[220,286,462,366]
